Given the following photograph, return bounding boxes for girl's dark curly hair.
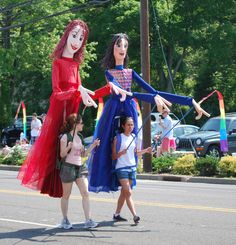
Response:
[60,113,82,134]
[101,33,129,69]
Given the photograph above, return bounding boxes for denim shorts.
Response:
[116,169,136,181]
[60,162,88,183]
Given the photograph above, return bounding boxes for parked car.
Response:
[175,113,236,158]
[1,116,42,146]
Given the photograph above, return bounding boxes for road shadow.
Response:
[0,220,151,242]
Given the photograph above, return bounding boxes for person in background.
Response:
[159,109,174,154]
[41,113,47,124]
[59,113,100,229]
[30,113,42,145]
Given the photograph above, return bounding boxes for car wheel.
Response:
[206,145,221,158]
[1,134,8,146]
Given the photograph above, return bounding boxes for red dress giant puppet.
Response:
[18,19,110,197]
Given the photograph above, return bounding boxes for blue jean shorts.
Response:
[116,169,136,181]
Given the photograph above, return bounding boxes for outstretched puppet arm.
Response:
[51,60,78,101]
[132,70,210,118]
[132,70,192,106]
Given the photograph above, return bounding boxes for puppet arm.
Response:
[89,84,111,101]
[78,85,97,108]
[51,60,78,101]
[132,70,209,119]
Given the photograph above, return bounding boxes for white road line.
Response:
[0,218,56,228]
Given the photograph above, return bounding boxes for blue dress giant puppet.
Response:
[88,33,209,193]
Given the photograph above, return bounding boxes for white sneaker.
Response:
[84,219,98,228]
[59,217,73,229]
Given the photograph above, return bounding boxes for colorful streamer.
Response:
[15,101,27,138]
[201,90,228,153]
[95,97,104,127]
[215,90,228,152]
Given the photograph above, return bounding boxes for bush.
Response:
[195,156,219,176]
[1,146,26,166]
[152,153,178,173]
[172,154,197,175]
[218,156,236,177]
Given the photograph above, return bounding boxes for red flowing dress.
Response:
[17,57,110,197]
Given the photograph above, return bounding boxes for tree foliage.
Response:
[0,0,235,133]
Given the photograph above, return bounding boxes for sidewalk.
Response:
[1,164,236,185]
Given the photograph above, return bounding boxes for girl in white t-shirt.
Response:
[59,113,100,229]
[112,116,152,224]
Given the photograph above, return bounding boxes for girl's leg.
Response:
[61,182,73,219]
[75,177,90,220]
[115,189,126,214]
[119,179,136,217]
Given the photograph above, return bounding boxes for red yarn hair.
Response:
[51,19,89,63]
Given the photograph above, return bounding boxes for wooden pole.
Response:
[140,0,152,172]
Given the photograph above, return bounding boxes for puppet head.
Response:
[101,33,129,69]
[51,19,89,63]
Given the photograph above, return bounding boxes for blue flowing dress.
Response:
[88,65,193,193]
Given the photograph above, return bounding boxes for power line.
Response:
[150,0,186,123]
[0,0,110,31]
[0,0,36,13]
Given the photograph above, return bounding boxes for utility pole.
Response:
[140,0,152,172]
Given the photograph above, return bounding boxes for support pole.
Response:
[140,0,152,172]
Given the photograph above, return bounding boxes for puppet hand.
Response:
[154,95,172,113]
[78,85,97,108]
[109,82,133,102]
[192,99,210,120]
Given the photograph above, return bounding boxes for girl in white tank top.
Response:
[112,116,152,224]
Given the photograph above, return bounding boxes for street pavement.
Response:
[0,170,236,245]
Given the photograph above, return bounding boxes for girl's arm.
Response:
[83,138,100,157]
[111,137,127,160]
[60,134,73,158]
[136,147,152,157]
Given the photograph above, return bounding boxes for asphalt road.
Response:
[0,170,236,245]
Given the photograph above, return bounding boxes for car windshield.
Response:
[200,118,231,132]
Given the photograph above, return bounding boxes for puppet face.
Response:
[64,25,85,56]
[113,38,128,64]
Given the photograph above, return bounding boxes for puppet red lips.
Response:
[71,44,78,50]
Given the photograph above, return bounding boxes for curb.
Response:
[136,173,236,185]
[1,165,236,185]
